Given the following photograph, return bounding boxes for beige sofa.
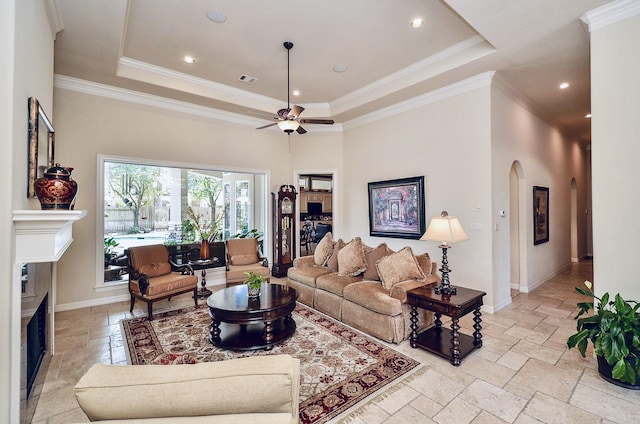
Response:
[74,355,300,423]
[286,234,440,344]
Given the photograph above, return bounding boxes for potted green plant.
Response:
[567,280,640,389]
[244,271,266,297]
[104,237,119,268]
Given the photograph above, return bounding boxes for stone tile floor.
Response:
[30,261,640,423]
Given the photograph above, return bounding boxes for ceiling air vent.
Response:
[238,74,257,84]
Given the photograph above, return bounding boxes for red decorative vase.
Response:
[34,163,78,210]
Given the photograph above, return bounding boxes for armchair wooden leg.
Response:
[193,288,198,307]
[147,302,153,321]
[129,295,135,313]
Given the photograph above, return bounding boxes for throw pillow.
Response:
[414,252,434,275]
[337,237,368,277]
[362,243,393,281]
[138,262,171,278]
[314,232,335,266]
[230,253,259,266]
[326,239,346,272]
[376,246,426,290]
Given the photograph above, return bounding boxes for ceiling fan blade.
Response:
[277,108,290,119]
[299,119,334,125]
[256,122,278,130]
[288,105,305,119]
[296,126,307,134]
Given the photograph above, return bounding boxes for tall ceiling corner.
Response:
[44,0,64,39]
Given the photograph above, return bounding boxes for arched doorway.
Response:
[571,178,578,262]
[509,161,526,290]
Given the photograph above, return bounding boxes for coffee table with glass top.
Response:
[206,283,297,351]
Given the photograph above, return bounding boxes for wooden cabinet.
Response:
[299,191,332,213]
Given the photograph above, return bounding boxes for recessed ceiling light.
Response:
[293,90,300,96]
[410,18,424,28]
[184,56,195,64]
[206,10,226,23]
[585,113,592,118]
[333,65,347,73]
[559,82,570,89]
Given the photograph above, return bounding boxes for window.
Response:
[99,156,267,286]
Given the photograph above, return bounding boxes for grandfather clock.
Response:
[272,184,297,277]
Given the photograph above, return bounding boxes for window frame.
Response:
[95,154,270,291]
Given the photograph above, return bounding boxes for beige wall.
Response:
[590,13,640,300]
[52,88,344,307]
[3,0,55,421]
[343,83,495,305]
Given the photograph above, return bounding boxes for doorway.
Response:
[509,161,526,291]
[294,170,338,257]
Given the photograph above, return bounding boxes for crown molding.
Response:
[332,36,495,116]
[54,75,343,134]
[581,0,640,32]
[44,0,64,40]
[343,71,496,131]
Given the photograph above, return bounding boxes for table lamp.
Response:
[420,211,469,295]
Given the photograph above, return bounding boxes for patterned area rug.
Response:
[121,303,419,424]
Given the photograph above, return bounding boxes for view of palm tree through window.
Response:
[102,158,266,284]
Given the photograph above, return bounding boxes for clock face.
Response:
[281,198,293,214]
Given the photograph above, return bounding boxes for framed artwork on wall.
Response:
[533,186,549,245]
[368,176,425,239]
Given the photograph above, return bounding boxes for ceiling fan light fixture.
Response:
[278,120,300,133]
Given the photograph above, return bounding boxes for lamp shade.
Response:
[420,211,469,245]
[277,120,300,133]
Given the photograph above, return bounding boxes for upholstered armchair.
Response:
[225,238,271,286]
[127,244,199,320]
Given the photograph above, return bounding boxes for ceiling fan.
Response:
[256,41,334,135]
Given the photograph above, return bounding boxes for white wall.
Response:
[343,81,495,306]
[52,88,343,307]
[491,82,590,303]
[3,0,55,421]
[590,12,640,300]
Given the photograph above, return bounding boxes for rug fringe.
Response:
[335,365,429,423]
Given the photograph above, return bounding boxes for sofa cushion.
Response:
[343,281,403,316]
[414,252,434,275]
[316,273,362,296]
[314,232,335,266]
[362,243,392,281]
[376,246,426,290]
[337,237,367,277]
[74,355,300,421]
[326,239,345,272]
[287,266,332,287]
[138,262,171,278]
[230,253,259,266]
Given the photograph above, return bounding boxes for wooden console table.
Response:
[407,285,486,366]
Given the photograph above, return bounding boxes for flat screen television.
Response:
[307,202,322,215]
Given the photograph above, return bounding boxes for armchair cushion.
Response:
[130,272,198,298]
[376,247,426,290]
[138,262,172,278]
[230,253,259,266]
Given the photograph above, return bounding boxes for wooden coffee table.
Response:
[207,283,297,351]
[407,284,486,366]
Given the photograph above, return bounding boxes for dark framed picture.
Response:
[533,186,549,245]
[368,176,425,239]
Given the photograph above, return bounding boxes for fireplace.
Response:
[25,293,48,398]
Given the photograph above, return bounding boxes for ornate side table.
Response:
[407,284,486,366]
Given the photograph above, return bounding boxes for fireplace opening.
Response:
[26,293,47,398]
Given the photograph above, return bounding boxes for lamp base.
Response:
[434,284,457,296]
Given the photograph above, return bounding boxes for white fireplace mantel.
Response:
[13,209,87,263]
